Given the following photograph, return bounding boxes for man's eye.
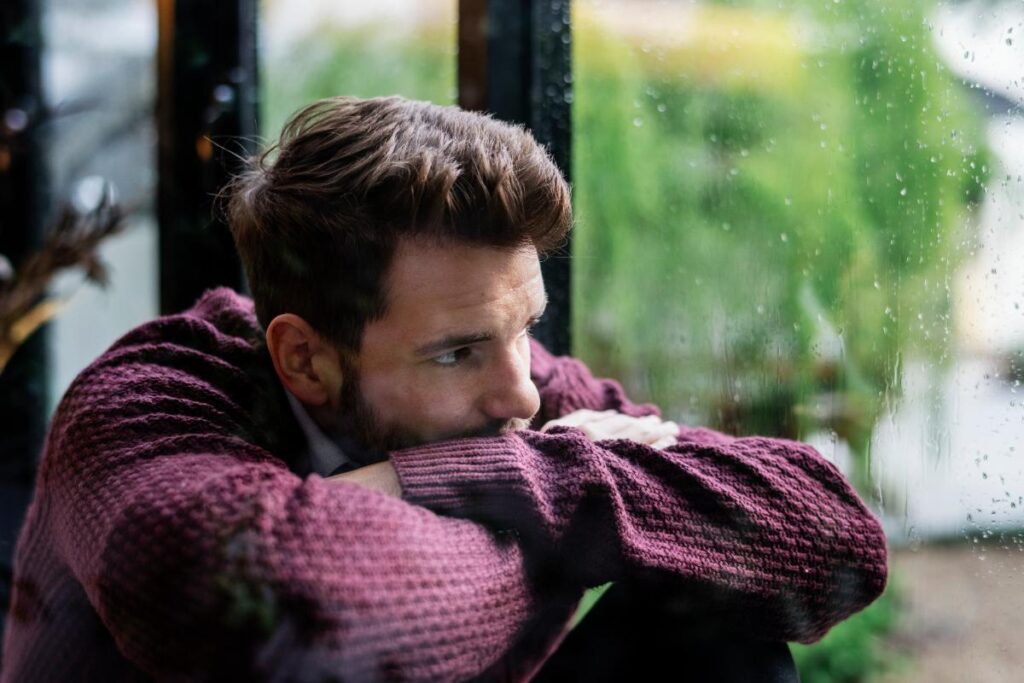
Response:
[434,348,472,366]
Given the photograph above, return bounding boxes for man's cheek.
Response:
[408,384,474,436]
[419,394,468,433]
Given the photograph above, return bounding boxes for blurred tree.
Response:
[572,0,988,488]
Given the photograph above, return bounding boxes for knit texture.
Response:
[1,288,888,682]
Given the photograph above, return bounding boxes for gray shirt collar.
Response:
[285,391,355,477]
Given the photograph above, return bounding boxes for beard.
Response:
[332,363,530,460]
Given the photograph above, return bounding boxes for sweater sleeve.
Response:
[41,352,551,681]
[391,342,889,645]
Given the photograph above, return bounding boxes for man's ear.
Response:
[266,314,344,408]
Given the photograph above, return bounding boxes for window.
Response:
[573,1,1019,679]
[261,0,456,139]
[43,0,159,408]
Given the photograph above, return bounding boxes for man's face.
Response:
[336,238,546,452]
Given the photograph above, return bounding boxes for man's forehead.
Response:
[386,237,545,311]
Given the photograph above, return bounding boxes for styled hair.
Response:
[226,95,572,352]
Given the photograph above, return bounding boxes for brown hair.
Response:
[226,96,572,352]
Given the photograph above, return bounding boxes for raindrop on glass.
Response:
[3,109,28,133]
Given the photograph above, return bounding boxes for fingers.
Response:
[540,409,613,432]
[597,412,641,437]
[541,410,678,449]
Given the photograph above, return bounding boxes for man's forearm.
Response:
[516,339,888,642]
[390,425,888,644]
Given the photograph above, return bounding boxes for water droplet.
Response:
[780,233,789,243]
[900,187,908,196]
[72,176,116,214]
[213,84,234,104]
[632,117,643,127]
[3,108,28,132]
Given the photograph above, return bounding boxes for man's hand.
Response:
[327,461,403,498]
[541,409,678,449]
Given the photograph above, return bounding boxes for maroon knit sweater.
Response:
[1,289,887,682]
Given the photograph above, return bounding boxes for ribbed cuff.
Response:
[389,435,527,516]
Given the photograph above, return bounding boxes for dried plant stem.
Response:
[0,298,66,374]
[0,188,126,375]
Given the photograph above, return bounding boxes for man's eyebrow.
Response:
[414,332,493,358]
[414,296,548,358]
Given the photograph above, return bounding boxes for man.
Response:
[1,96,887,681]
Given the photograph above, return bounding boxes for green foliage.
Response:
[569,582,614,629]
[571,0,989,489]
[262,20,455,142]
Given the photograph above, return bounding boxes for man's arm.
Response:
[38,361,553,681]
[385,339,888,644]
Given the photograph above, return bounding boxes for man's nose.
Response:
[480,349,541,422]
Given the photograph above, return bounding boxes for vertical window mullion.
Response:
[0,0,48,637]
[459,0,573,356]
[157,0,259,315]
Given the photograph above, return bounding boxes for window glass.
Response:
[573,0,1019,678]
[260,0,456,140]
[42,0,159,411]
